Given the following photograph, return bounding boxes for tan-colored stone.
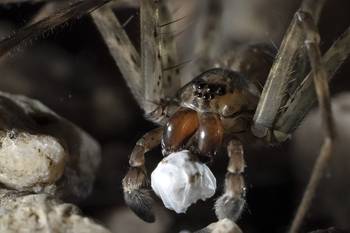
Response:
[0,190,111,233]
[201,218,243,233]
[0,92,100,199]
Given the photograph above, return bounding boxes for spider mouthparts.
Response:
[123,189,156,223]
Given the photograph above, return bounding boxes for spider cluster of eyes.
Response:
[151,149,217,213]
[192,81,226,100]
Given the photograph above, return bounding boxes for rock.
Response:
[196,218,243,233]
[0,92,101,199]
[0,189,111,233]
[102,206,172,233]
[0,131,66,191]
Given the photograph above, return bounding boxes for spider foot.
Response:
[215,194,246,221]
[122,167,155,222]
[123,188,155,223]
[215,140,246,221]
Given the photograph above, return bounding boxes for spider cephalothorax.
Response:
[178,68,260,115]
[162,68,260,157]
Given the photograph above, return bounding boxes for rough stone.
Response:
[0,131,66,192]
[0,189,111,233]
[197,218,243,233]
[0,92,101,199]
[103,206,172,233]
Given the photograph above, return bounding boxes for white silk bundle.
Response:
[151,150,216,213]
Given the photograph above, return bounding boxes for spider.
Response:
[0,0,349,232]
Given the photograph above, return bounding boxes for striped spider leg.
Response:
[253,0,350,232]
[0,0,111,58]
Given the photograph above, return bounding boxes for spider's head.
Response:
[177,68,260,117]
[191,78,227,102]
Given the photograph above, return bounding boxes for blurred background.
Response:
[0,0,349,232]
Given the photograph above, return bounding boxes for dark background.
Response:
[0,0,349,232]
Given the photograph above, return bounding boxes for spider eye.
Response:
[193,81,205,90]
[216,87,225,95]
[194,91,202,97]
[203,93,210,100]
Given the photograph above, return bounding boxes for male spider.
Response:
[0,0,349,232]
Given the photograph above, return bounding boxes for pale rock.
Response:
[0,131,66,191]
[151,150,216,213]
[0,92,100,199]
[198,218,243,233]
[104,206,172,233]
[0,189,111,233]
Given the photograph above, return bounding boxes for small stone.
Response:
[151,150,216,213]
[201,218,243,233]
[0,92,101,199]
[0,131,66,190]
[0,189,111,233]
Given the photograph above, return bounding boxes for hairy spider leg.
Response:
[122,127,163,223]
[215,140,246,221]
[289,11,335,233]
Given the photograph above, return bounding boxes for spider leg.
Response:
[91,4,143,108]
[193,0,224,69]
[252,0,327,138]
[300,12,335,138]
[195,139,246,233]
[289,11,335,233]
[215,139,246,221]
[0,0,111,59]
[94,0,181,124]
[141,0,181,123]
[274,26,350,134]
[122,127,163,223]
[28,1,68,24]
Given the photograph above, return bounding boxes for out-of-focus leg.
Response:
[289,11,336,233]
[0,0,110,59]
